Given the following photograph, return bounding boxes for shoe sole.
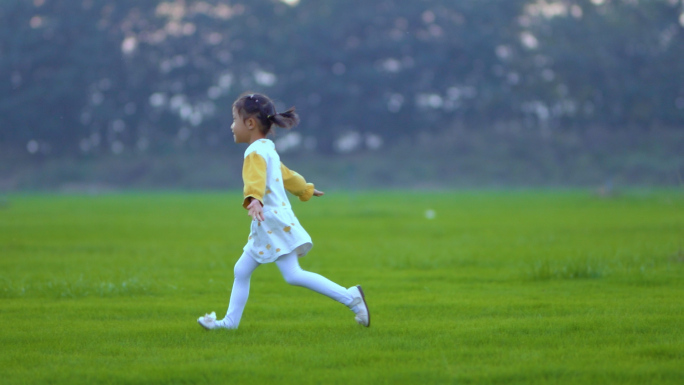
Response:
[356,285,370,327]
[197,319,213,330]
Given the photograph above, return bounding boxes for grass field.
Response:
[1,190,683,384]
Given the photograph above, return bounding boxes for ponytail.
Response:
[233,92,299,135]
[269,107,300,129]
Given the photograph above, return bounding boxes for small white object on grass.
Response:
[425,209,436,219]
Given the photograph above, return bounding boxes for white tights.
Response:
[221,251,354,328]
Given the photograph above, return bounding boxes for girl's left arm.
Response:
[242,152,267,209]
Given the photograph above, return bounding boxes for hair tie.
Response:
[267,114,274,120]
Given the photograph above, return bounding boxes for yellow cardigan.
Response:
[242,151,314,209]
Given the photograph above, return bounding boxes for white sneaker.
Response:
[347,285,370,327]
[198,312,237,330]
[198,311,218,330]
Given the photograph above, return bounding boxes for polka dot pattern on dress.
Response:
[241,139,313,263]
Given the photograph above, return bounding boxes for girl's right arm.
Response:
[280,162,316,201]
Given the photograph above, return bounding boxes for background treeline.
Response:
[1,0,683,190]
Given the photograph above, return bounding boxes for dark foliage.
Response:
[1,0,682,159]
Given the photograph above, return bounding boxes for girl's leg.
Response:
[219,252,260,328]
[275,251,354,306]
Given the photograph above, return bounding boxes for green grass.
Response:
[1,190,683,384]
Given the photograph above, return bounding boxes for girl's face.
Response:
[231,107,251,143]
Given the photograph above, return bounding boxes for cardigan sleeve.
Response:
[280,162,315,202]
[242,151,267,209]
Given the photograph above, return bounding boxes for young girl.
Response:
[198,92,370,329]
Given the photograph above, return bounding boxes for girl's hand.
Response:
[247,199,265,222]
[313,189,325,197]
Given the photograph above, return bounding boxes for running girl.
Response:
[198,92,370,329]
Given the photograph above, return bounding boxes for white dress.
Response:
[241,139,314,263]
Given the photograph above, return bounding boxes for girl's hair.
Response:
[233,92,299,135]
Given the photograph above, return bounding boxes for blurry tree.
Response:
[0,0,682,160]
[1,0,115,155]
[268,0,532,152]
[0,0,160,156]
[519,0,684,129]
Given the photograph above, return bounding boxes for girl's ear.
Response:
[245,117,257,130]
